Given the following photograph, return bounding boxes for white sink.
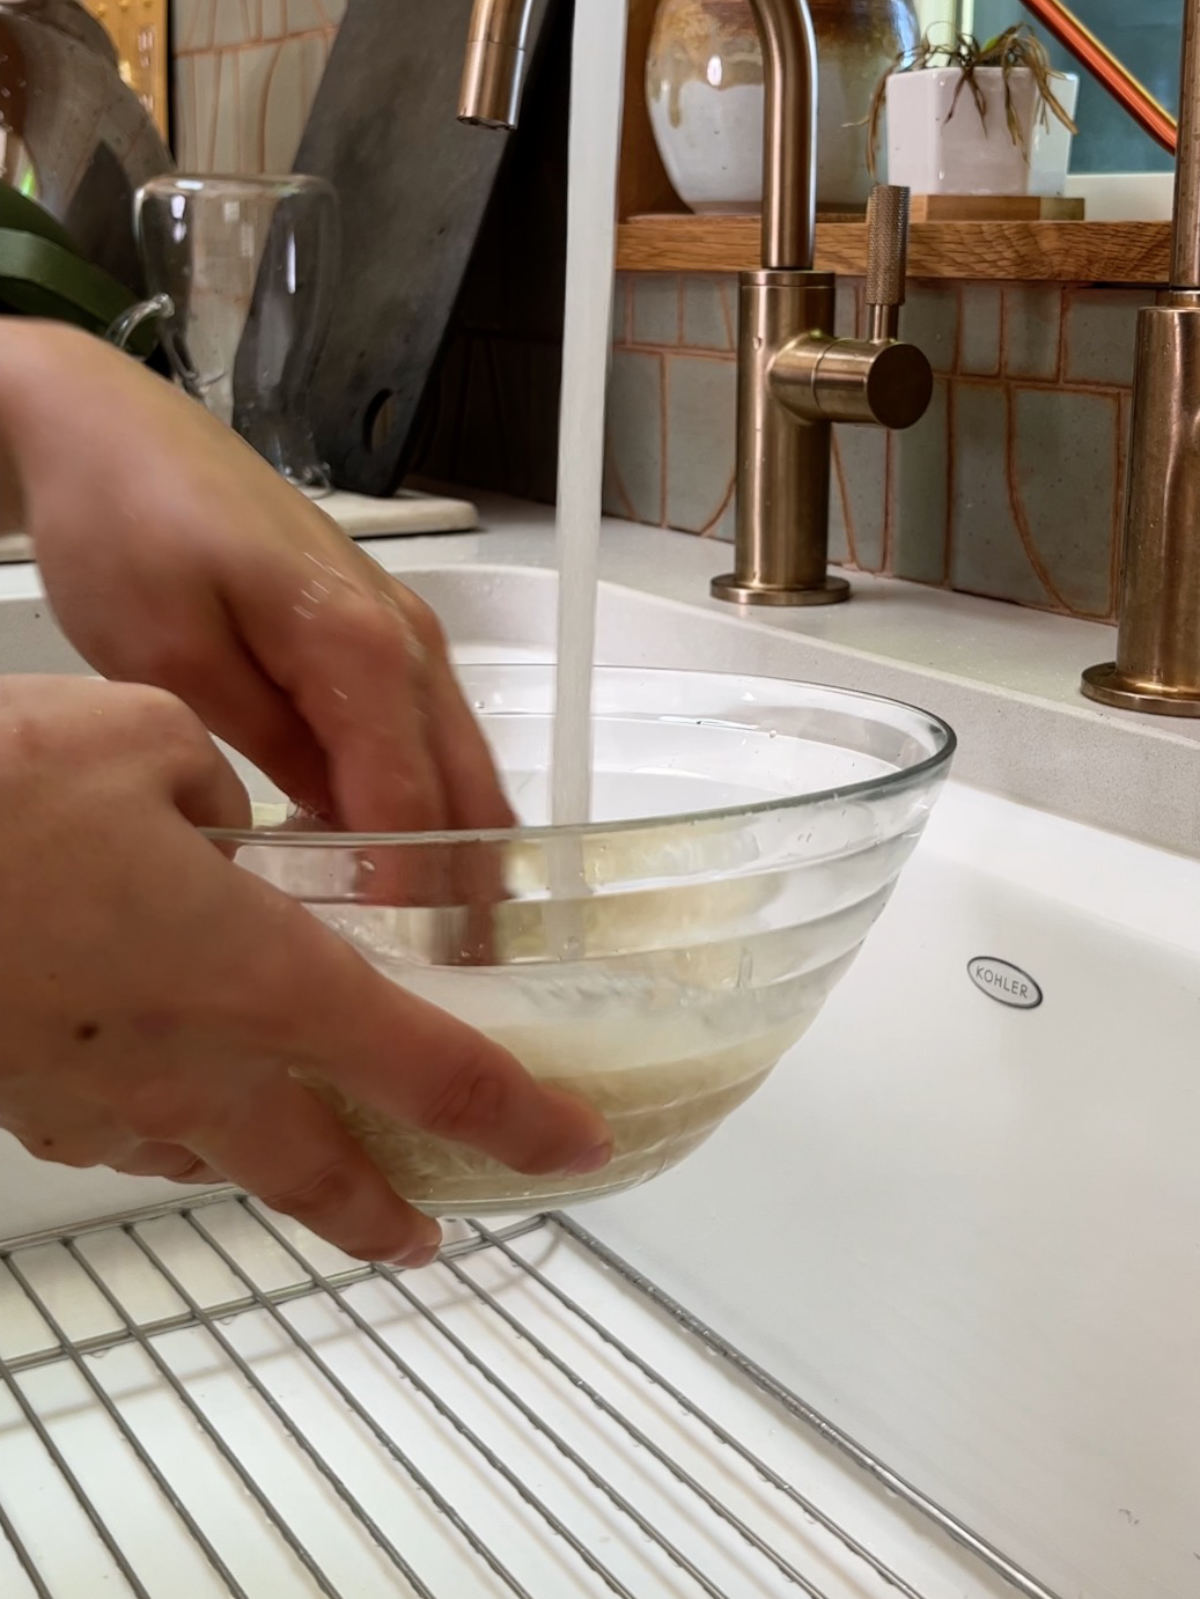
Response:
[1,560,1196,1599]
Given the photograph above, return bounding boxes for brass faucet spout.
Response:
[458,1,931,609]
[745,0,817,271]
[458,0,535,131]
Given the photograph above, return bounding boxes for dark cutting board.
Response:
[293,0,557,496]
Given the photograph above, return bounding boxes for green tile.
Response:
[681,276,735,351]
[950,383,1050,606]
[1003,286,1061,381]
[1064,290,1151,387]
[665,353,737,533]
[833,423,888,571]
[835,279,861,340]
[828,444,850,566]
[1012,387,1117,616]
[959,283,1001,376]
[630,273,681,347]
[605,349,664,524]
[890,377,950,585]
[710,492,737,543]
[902,284,958,374]
[612,272,632,346]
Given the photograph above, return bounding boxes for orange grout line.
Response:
[698,471,736,539]
[1055,286,1067,383]
[603,437,638,523]
[881,431,894,575]
[942,380,955,588]
[658,353,669,527]
[624,344,736,364]
[998,286,1009,380]
[1109,392,1129,620]
[718,277,735,352]
[830,431,859,570]
[204,51,218,171]
[1003,384,1070,612]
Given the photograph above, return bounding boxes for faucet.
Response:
[459,0,532,132]
[1082,0,1200,713]
[459,0,932,606]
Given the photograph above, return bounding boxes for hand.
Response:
[0,321,510,835]
[0,678,611,1263]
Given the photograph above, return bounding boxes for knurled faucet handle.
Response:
[865,184,911,342]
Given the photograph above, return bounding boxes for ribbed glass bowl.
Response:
[218,666,955,1216]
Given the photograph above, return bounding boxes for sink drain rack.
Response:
[0,1195,1060,1599]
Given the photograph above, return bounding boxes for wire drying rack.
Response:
[0,1194,1061,1599]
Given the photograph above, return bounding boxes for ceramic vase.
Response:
[646,0,920,214]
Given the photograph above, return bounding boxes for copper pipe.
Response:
[1020,0,1177,154]
[747,0,817,270]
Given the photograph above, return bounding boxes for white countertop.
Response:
[3,493,1197,857]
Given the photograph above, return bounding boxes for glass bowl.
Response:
[217,666,955,1216]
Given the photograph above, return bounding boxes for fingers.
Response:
[115,1143,222,1186]
[389,585,515,832]
[226,534,511,837]
[390,586,514,953]
[271,902,612,1178]
[187,1073,443,1266]
[159,705,256,834]
[235,568,450,833]
[160,633,334,821]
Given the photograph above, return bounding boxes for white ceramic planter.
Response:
[885,66,1079,196]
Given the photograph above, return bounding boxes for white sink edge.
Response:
[3,506,1198,858]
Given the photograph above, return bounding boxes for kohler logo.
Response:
[967,957,1043,1010]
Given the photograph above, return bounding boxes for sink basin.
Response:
[0,551,1196,1599]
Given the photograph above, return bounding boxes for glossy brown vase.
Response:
[647,0,919,212]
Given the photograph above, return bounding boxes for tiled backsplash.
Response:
[171,0,343,173]
[605,274,1148,620]
[166,13,1145,623]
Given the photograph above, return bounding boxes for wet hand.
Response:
[5,321,512,835]
[0,677,611,1263]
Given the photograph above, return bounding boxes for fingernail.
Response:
[563,1142,613,1177]
[389,1229,442,1271]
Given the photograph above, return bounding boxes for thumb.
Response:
[232,872,613,1180]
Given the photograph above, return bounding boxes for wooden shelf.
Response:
[616,214,1171,285]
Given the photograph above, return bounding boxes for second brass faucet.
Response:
[459,0,932,606]
[697,0,933,606]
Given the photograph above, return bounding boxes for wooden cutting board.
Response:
[293,0,557,497]
[0,489,480,564]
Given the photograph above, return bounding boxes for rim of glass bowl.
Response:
[202,664,957,849]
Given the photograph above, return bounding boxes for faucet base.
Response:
[1081,663,1200,717]
[711,573,851,607]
